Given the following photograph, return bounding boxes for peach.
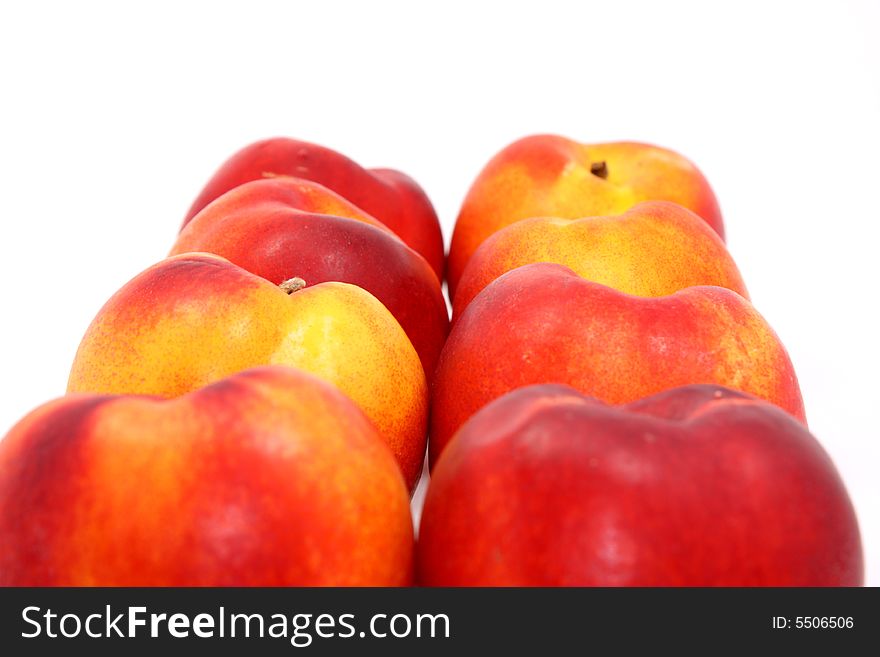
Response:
[67,253,428,491]
[448,135,723,296]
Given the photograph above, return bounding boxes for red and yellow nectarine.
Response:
[448,135,723,296]
[67,253,428,491]
[453,201,747,319]
[1,367,414,586]
[172,177,449,379]
[431,263,804,464]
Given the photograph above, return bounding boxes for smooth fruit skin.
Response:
[67,253,428,491]
[172,177,449,380]
[1,367,414,586]
[182,173,394,235]
[448,135,723,297]
[431,263,804,465]
[453,201,748,320]
[182,137,445,280]
[419,383,862,586]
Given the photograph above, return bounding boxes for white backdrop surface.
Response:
[1,0,878,584]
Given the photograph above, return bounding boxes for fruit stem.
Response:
[280,277,307,294]
[590,161,608,179]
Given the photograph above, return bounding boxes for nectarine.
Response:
[68,253,428,491]
[453,201,747,319]
[448,135,723,296]
[172,177,449,379]
[431,263,804,464]
[183,137,445,280]
[1,367,414,586]
[420,384,861,586]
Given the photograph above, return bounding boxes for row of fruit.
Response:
[0,135,862,585]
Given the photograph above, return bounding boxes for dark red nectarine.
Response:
[183,137,445,280]
[419,384,861,586]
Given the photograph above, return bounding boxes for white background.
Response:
[1,1,878,584]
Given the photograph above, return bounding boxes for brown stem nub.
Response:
[590,161,608,179]
[280,277,307,294]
